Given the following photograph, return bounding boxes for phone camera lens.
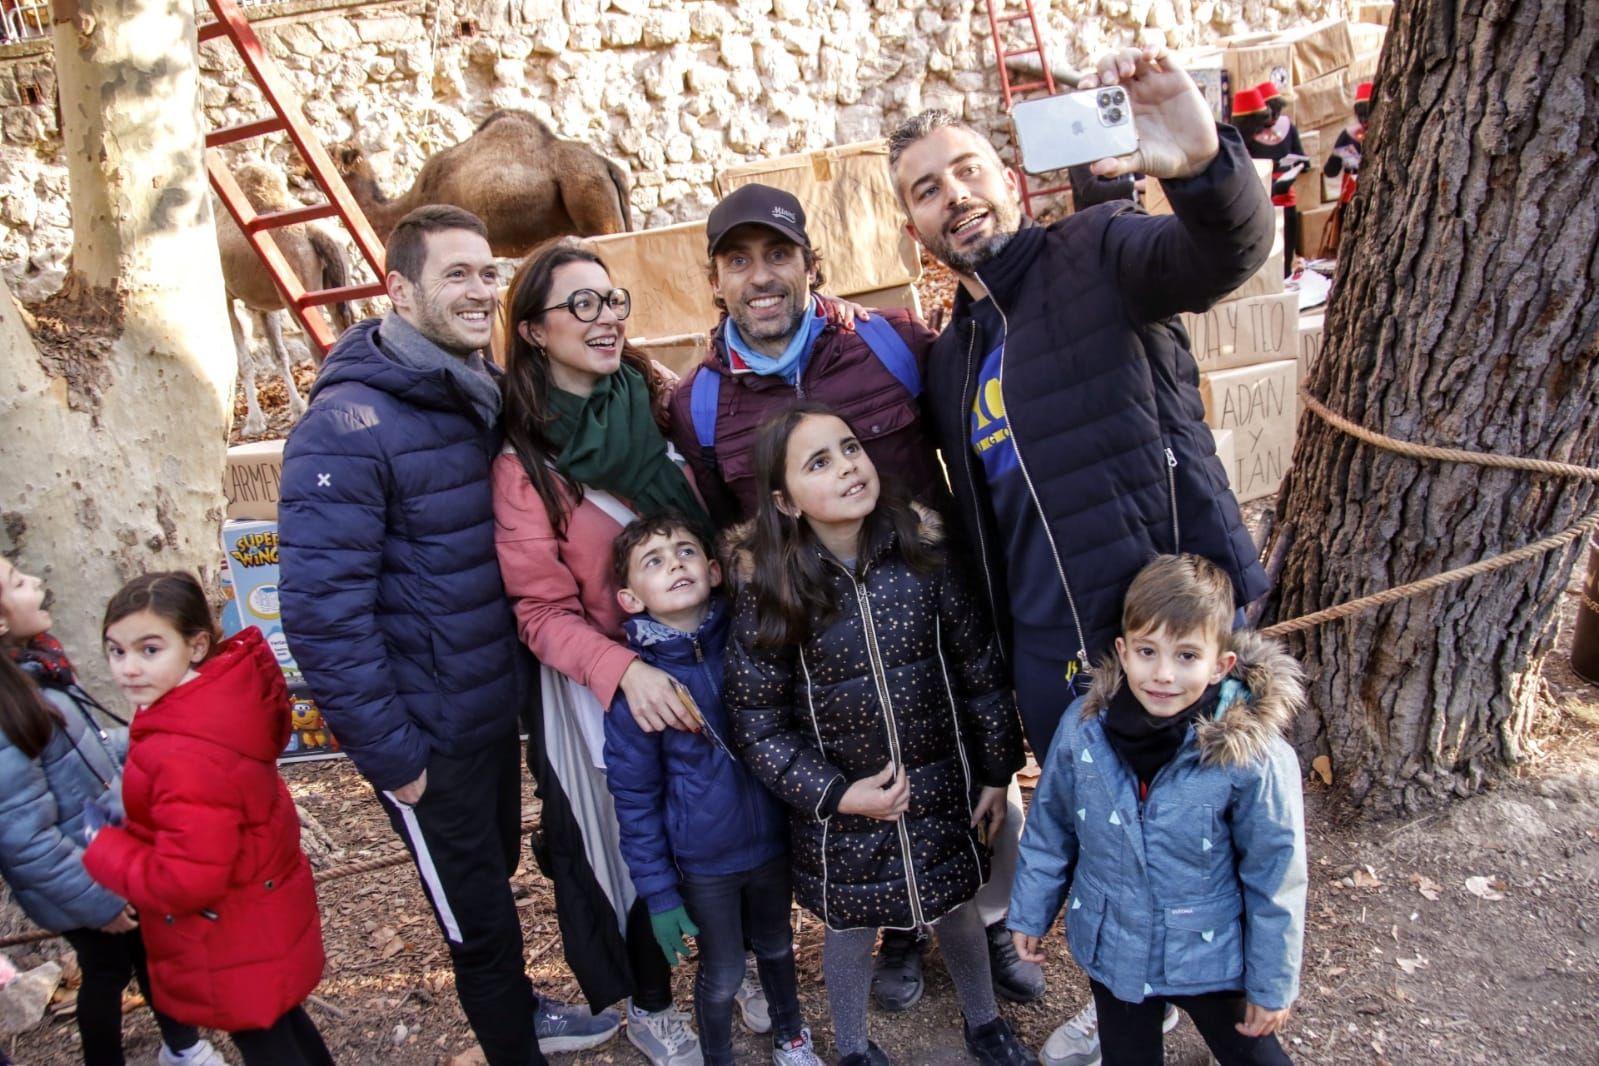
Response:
[1108,107,1124,123]
[1111,89,1126,104]
[1097,91,1113,108]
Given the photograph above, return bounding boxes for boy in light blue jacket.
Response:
[1009,554,1307,1065]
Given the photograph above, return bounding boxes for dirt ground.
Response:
[5,579,1597,1065]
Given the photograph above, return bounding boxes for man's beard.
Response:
[927,197,1021,276]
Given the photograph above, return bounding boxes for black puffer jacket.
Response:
[926,126,1273,668]
[725,513,1025,931]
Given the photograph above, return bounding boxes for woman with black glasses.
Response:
[491,238,709,1066]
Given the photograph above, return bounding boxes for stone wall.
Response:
[0,0,1346,302]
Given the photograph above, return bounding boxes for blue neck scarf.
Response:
[723,295,827,386]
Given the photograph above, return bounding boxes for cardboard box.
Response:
[1293,70,1354,131]
[1298,312,1326,377]
[715,140,921,297]
[1349,50,1383,84]
[1230,207,1287,301]
[1293,164,1324,208]
[1212,428,1236,489]
[1174,48,1228,122]
[1357,1,1394,27]
[1350,22,1388,55]
[1284,20,1355,85]
[848,283,922,316]
[224,439,286,521]
[1299,128,1322,163]
[1299,202,1339,257]
[1224,40,1293,100]
[634,331,711,380]
[1199,359,1300,501]
[588,220,720,341]
[221,520,295,670]
[1181,291,1300,373]
[1322,172,1344,204]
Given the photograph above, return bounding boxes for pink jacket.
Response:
[491,452,640,706]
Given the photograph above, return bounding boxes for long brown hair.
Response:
[101,572,220,657]
[745,402,939,647]
[499,238,669,538]
[0,653,63,760]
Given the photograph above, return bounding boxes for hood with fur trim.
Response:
[1080,627,1305,768]
[722,501,944,590]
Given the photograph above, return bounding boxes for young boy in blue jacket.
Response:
[604,511,819,1066]
[1008,554,1307,1065]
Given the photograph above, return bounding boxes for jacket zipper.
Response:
[957,321,1006,646]
[1165,446,1181,550]
[975,271,1090,670]
[835,557,926,927]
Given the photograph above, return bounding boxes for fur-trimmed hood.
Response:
[1080,627,1305,768]
[722,501,944,590]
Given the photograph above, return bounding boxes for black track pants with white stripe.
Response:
[377,729,546,1066]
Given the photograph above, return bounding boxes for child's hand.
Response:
[649,906,699,967]
[1236,1002,1291,1037]
[80,794,118,844]
[970,785,1007,843]
[99,905,139,934]
[1010,931,1046,964]
[838,762,910,821]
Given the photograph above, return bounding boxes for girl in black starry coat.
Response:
[724,403,1034,1066]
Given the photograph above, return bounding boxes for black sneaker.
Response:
[870,928,925,1011]
[837,1040,891,1066]
[964,1016,1038,1066]
[986,921,1045,1003]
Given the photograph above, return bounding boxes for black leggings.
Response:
[625,895,675,1013]
[1091,980,1292,1066]
[230,1004,335,1066]
[62,927,198,1066]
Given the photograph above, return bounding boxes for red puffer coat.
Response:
[84,628,324,1031]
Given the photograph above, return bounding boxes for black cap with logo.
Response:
[706,183,812,257]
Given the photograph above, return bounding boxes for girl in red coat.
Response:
[84,572,331,1065]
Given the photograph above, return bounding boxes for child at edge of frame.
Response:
[1008,553,1308,1066]
[602,509,822,1066]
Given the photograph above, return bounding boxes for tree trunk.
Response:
[0,0,234,695]
[1265,0,1599,815]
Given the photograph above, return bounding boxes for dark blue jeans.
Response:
[679,856,803,1065]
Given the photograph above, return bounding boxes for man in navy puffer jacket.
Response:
[279,206,615,1066]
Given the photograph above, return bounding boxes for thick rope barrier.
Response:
[1259,388,1599,638]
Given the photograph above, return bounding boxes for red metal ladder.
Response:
[981,0,1074,216]
[200,0,387,356]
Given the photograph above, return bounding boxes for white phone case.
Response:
[1011,88,1140,175]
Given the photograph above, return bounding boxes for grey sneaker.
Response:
[626,1001,704,1066]
[1040,1001,1099,1066]
[737,953,772,1034]
[772,1027,824,1066]
[1162,1003,1180,1033]
[158,1040,226,1066]
[535,997,622,1054]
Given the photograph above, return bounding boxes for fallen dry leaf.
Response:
[1465,875,1505,901]
[1396,955,1428,974]
[1408,873,1443,901]
[1312,755,1333,785]
[1353,865,1384,889]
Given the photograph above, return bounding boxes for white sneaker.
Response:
[736,953,772,1034]
[1040,1000,1180,1066]
[1041,1001,1099,1066]
[772,1027,823,1066]
[158,1039,226,1066]
[626,1001,704,1066]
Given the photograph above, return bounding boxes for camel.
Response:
[332,110,633,257]
[216,164,355,436]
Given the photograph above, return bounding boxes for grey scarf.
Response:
[377,311,502,426]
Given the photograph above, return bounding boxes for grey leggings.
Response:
[823,899,998,1057]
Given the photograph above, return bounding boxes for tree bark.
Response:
[0,0,234,695]
[1265,0,1599,815]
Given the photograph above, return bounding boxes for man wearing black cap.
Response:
[666,183,1047,1016]
[666,182,945,527]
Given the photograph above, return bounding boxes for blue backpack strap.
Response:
[854,313,921,398]
[689,367,721,451]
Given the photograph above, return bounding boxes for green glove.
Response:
[650,905,699,967]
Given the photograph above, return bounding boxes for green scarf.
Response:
[546,362,708,527]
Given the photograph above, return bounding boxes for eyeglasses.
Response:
[540,287,632,323]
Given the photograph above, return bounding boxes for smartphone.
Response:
[1011,87,1140,174]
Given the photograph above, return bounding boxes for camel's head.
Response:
[331,142,376,183]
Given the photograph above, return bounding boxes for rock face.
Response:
[0,0,1335,300]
